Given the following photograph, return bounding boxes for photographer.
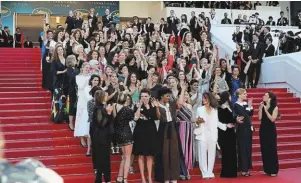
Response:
[279,31,295,54]
[243,25,253,43]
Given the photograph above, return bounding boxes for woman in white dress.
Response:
[74,62,91,149]
[194,92,234,179]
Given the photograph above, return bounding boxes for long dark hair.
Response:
[202,92,218,109]
[219,91,232,108]
[267,91,277,113]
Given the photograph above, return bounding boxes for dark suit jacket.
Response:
[1,30,10,47]
[234,19,242,24]
[264,44,275,57]
[232,31,243,43]
[250,41,265,63]
[145,23,154,35]
[160,24,167,33]
[167,16,179,34]
[277,17,289,26]
[24,41,33,48]
[266,20,276,26]
[221,18,232,24]
[102,15,113,27]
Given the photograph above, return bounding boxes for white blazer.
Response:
[194,106,227,142]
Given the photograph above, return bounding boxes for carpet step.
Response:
[0,74,42,79]
[0,103,50,110]
[0,78,41,83]
[0,91,50,97]
[0,87,45,92]
[3,129,72,140]
[5,137,79,149]
[252,114,301,121]
[246,88,288,92]
[252,97,300,103]
[253,134,301,144]
[253,103,301,108]
[1,122,68,132]
[253,120,301,128]
[1,63,40,66]
[4,146,86,159]
[0,115,51,124]
[0,70,40,74]
[0,60,41,64]
[0,109,50,117]
[53,158,301,177]
[4,141,301,159]
[7,148,301,167]
[0,67,40,70]
[248,92,293,98]
[0,97,50,104]
[254,108,301,114]
[253,127,301,136]
[0,83,41,87]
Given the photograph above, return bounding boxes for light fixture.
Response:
[56,16,60,24]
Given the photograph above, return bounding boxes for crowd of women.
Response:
[41,8,280,183]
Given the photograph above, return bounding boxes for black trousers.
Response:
[248,63,262,87]
[92,134,111,182]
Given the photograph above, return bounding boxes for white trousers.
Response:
[197,132,216,178]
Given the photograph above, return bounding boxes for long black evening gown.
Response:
[233,102,253,173]
[218,107,237,178]
[259,106,279,175]
[41,41,53,92]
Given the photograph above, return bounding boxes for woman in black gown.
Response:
[114,92,134,183]
[233,88,253,177]
[133,88,160,183]
[92,90,114,183]
[42,30,54,92]
[258,92,279,176]
[218,91,237,178]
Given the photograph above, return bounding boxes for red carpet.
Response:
[1,48,301,183]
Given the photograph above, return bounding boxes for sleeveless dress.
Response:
[114,106,134,146]
[259,106,279,175]
[74,74,91,137]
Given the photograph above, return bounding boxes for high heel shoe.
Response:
[116,176,123,183]
[123,177,128,183]
[111,147,116,154]
[68,123,74,131]
[115,146,120,154]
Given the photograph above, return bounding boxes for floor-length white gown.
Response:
[74,74,92,137]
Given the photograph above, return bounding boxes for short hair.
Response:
[158,87,172,100]
[280,11,284,14]
[140,88,151,98]
[66,55,76,67]
[235,88,246,97]
[89,74,101,86]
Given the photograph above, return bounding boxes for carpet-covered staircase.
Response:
[1,48,301,183]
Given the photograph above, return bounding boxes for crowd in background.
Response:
[0,26,33,48]
[164,1,280,9]
[38,6,281,183]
